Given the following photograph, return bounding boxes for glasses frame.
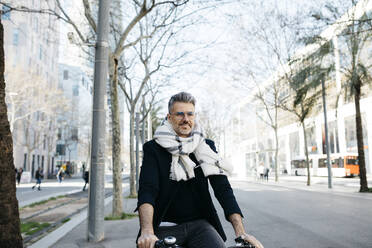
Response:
[170,111,196,120]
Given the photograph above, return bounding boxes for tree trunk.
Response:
[274,127,279,182]
[110,58,123,216]
[129,109,137,197]
[302,122,311,186]
[0,18,23,247]
[354,83,369,192]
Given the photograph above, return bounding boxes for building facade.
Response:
[3,1,60,179]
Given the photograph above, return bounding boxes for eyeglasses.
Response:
[170,111,195,120]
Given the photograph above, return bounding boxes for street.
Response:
[41,176,372,248]
[222,180,372,248]
[16,174,121,208]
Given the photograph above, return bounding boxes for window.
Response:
[23,153,27,170]
[56,144,65,156]
[305,126,317,154]
[73,85,79,96]
[71,128,78,140]
[13,29,19,46]
[57,128,62,140]
[39,45,42,60]
[34,17,38,32]
[289,132,300,159]
[1,6,11,20]
[63,70,69,80]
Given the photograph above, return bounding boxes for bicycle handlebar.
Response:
[154,236,256,248]
[227,236,256,248]
[155,236,180,248]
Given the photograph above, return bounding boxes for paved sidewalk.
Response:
[52,195,139,248]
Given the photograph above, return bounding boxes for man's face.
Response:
[167,102,195,138]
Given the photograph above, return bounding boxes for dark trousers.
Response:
[155,219,226,248]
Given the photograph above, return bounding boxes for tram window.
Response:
[332,158,344,168]
[319,159,326,168]
[346,158,358,165]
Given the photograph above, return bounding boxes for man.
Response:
[16,167,23,185]
[82,170,89,191]
[32,167,42,191]
[136,92,263,248]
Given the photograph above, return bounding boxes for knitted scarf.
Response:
[154,120,232,181]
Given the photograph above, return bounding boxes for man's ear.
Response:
[166,113,171,120]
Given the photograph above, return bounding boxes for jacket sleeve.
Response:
[206,139,243,220]
[136,142,160,211]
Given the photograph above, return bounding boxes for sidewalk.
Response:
[237,174,372,197]
[30,189,139,248]
[28,175,372,248]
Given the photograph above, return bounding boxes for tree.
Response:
[5,68,68,175]
[229,2,308,182]
[53,0,190,215]
[0,14,23,247]
[310,0,371,192]
[279,39,333,186]
[254,80,281,182]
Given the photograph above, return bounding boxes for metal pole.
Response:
[87,0,110,242]
[322,77,332,189]
[135,112,140,192]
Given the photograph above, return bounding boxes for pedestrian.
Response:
[57,167,64,183]
[258,163,265,181]
[16,168,23,185]
[136,92,263,248]
[264,167,270,182]
[32,167,43,191]
[82,170,89,191]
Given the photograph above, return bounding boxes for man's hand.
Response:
[137,232,158,248]
[239,233,264,248]
[138,203,157,248]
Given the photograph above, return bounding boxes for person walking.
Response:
[136,92,263,248]
[32,167,42,191]
[264,167,270,182]
[16,168,23,185]
[82,170,89,191]
[258,163,265,181]
[57,167,64,183]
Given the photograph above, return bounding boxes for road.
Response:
[17,175,372,248]
[221,180,372,248]
[16,174,126,208]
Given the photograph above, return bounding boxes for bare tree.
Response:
[254,79,281,182]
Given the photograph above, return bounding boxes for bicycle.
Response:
[154,236,256,248]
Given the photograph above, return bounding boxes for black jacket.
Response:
[136,139,243,241]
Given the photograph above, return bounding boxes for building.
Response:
[55,63,93,174]
[227,0,372,179]
[3,1,60,179]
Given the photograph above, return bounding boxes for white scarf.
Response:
[154,120,232,181]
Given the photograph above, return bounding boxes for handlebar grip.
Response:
[154,240,163,248]
[234,236,256,248]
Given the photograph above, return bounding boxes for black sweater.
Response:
[136,139,243,241]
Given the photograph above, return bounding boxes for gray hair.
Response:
[168,92,196,113]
